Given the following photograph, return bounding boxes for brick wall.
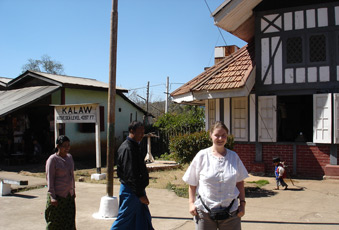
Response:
[296,145,330,178]
[233,143,331,178]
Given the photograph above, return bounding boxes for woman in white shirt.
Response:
[183,121,248,230]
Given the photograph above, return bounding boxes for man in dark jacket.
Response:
[111,121,154,230]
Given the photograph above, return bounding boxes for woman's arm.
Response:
[46,158,58,206]
[189,185,198,216]
[236,181,246,217]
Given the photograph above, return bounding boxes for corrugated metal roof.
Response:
[0,86,60,116]
[171,42,255,97]
[0,77,12,84]
[33,72,110,88]
[8,71,127,92]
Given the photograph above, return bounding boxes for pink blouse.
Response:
[46,153,75,200]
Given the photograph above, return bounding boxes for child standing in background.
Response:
[273,157,288,190]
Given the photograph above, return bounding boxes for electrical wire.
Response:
[203,0,228,47]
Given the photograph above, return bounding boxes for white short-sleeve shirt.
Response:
[182,147,248,213]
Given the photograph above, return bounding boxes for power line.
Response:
[128,83,164,91]
[203,0,228,47]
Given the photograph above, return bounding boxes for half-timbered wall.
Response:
[256,3,339,92]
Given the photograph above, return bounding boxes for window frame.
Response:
[231,97,248,141]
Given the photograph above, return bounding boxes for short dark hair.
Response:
[54,135,70,153]
[273,157,281,163]
[128,121,144,132]
[56,135,70,145]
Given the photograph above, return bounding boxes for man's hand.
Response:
[139,195,150,205]
[237,204,245,218]
[51,199,58,207]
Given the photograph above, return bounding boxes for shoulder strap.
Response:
[198,195,211,212]
[198,195,235,212]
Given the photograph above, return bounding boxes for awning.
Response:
[0,86,60,116]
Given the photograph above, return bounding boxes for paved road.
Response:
[1,171,339,230]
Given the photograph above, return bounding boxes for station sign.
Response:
[54,103,98,123]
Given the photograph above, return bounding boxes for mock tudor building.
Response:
[171,0,339,178]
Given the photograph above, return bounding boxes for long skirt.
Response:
[45,193,76,230]
[111,183,153,230]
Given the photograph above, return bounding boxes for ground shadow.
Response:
[152,216,192,220]
[5,193,38,199]
[285,187,305,191]
[245,187,276,198]
[0,162,45,173]
[243,220,339,226]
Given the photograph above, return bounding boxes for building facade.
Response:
[171,0,339,178]
[0,71,149,162]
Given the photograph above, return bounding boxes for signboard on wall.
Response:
[54,104,98,123]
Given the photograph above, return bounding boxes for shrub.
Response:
[169,131,234,164]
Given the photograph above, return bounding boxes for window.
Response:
[313,94,331,143]
[309,34,326,62]
[286,37,303,64]
[258,96,277,142]
[231,97,248,141]
[277,96,312,142]
[208,99,216,128]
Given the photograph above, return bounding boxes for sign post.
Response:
[53,103,105,179]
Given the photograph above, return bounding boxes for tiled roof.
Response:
[171,42,255,97]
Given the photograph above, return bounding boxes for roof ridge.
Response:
[31,71,100,82]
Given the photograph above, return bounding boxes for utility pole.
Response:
[165,76,169,113]
[93,0,119,219]
[146,81,150,113]
[106,0,118,197]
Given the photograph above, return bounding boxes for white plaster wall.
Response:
[318,8,328,27]
[262,14,280,33]
[261,38,270,83]
[295,11,304,30]
[296,68,306,83]
[272,36,282,84]
[265,67,272,85]
[261,19,268,32]
[306,9,316,28]
[250,94,256,142]
[284,12,293,31]
[335,6,339,25]
[285,68,294,83]
[308,67,317,82]
[319,66,330,82]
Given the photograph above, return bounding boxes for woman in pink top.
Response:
[45,135,76,230]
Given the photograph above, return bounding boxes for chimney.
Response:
[214,45,239,64]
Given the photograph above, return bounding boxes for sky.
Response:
[0,0,246,102]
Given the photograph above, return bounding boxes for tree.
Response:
[22,55,64,74]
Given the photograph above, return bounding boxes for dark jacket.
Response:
[117,138,149,197]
